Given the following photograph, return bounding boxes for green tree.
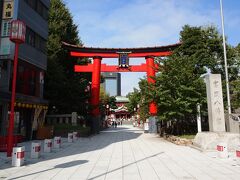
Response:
[45,0,90,114]
[126,87,148,122]
[99,86,117,116]
[126,88,141,113]
[231,44,240,110]
[155,25,239,134]
[127,25,240,134]
[131,25,240,135]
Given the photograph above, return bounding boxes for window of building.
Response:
[36,0,43,15]
[25,26,46,54]
[1,20,11,37]
[24,0,48,20]
[28,0,37,9]
[42,6,48,20]
[26,27,35,47]
[12,61,41,97]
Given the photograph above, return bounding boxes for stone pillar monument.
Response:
[71,112,77,126]
[192,74,240,151]
[206,74,226,132]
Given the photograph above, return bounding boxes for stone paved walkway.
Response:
[0,125,240,180]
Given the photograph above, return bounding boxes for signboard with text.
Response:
[0,0,14,57]
[2,0,14,19]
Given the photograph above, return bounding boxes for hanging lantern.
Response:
[10,20,26,44]
[118,52,130,68]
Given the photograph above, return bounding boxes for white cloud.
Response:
[64,0,240,95]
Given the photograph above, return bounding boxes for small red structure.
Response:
[63,42,180,118]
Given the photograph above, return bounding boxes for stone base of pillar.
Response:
[193,132,240,151]
[91,115,101,134]
[148,116,158,134]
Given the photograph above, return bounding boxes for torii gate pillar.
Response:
[90,56,102,133]
[91,56,102,116]
[146,56,157,115]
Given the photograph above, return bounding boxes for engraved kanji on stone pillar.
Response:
[206,74,226,132]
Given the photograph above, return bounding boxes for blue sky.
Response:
[64,0,240,96]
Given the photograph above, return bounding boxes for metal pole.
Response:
[7,43,19,157]
[220,0,231,115]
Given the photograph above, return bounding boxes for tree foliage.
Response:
[231,44,240,109]
[99,86,117,115]
[154,25,224,122]
[45,0,91,114]
[127,25,240,134]
[126,87,149,121]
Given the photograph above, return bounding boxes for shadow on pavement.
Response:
[9,160,89,180]
[55,160,88,168]
[0,125,142,172]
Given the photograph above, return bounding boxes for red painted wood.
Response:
[70,51,172,58]
[74,64,149,72]
[75,65,93,72]
[146,56,157,115]
[91,57,102,116]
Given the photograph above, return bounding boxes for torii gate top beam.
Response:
[63,42,180,58]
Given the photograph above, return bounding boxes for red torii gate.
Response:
[63,42,180,118]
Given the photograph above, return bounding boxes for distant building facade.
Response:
[101,72,121,96]
[110,96,130,119]
[0,0,49,139]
